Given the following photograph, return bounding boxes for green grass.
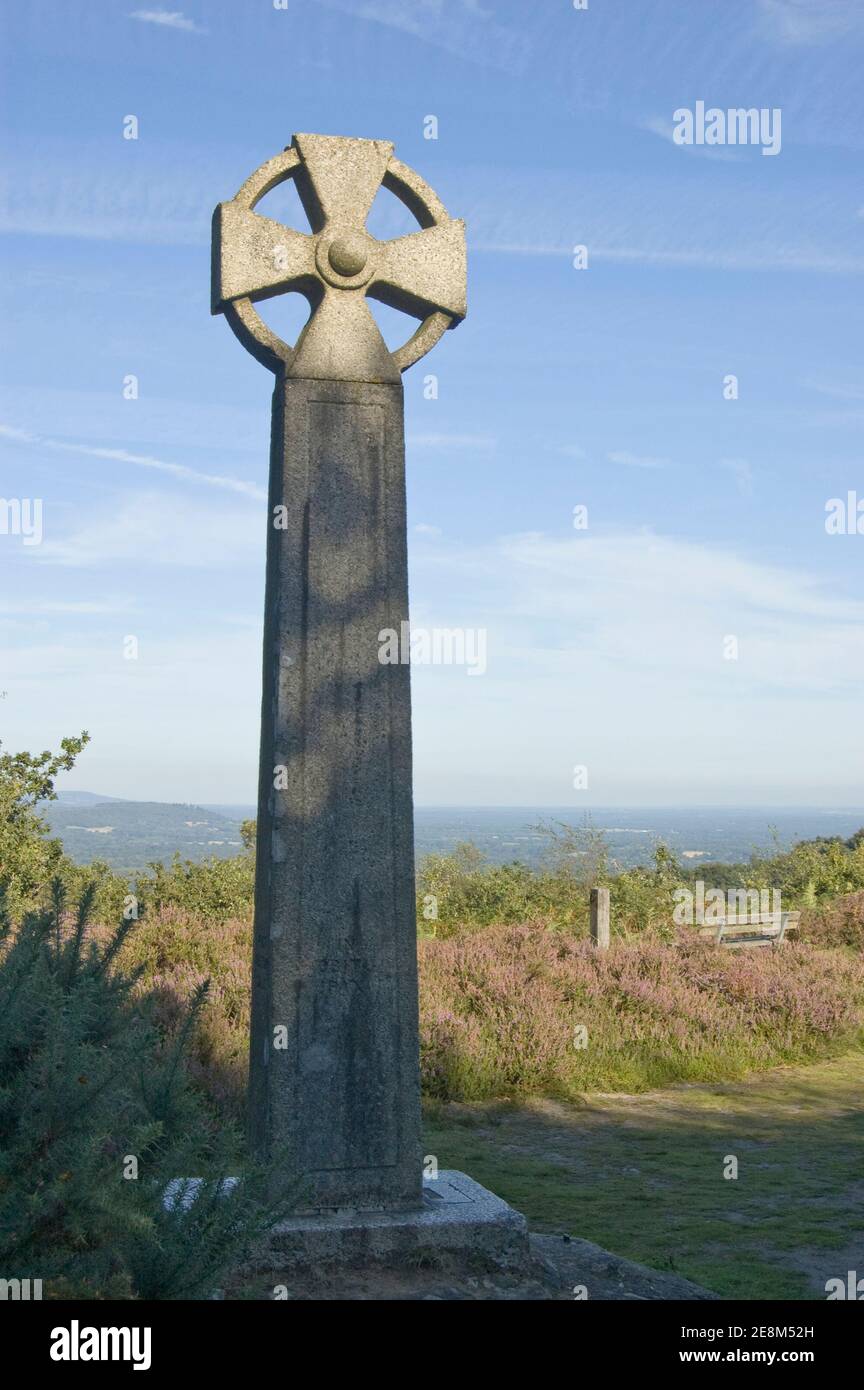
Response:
[424,1048,864,1300]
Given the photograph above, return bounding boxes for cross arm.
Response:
[370,221,467,321]
[211,203,316,314]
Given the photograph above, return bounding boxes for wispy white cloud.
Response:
[313,0,527,72]
[10,519,864,803]
[476,240,864,275]
[408,432,495,450]
[0,424,265,501]
[129,9,207,34]
[0,386,261,458]
[414,528,864,685]
[460,164,864,275]
[607,450,669,470]
[639,115,741,163]
[803,377,864,402]
[756,0,864,46]
[0,599,125,616]
[0,626,262,802]
[0,150,212,245]
[3,140,861,277]
[34,491,261,569]
[721,457,756,497]
[406,527,864,802]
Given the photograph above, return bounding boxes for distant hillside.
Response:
[43,797,864,875]
[44,796,246,872]
[52,790,119,807]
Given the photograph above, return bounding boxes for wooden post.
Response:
[590,887,610,949]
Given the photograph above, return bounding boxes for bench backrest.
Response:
[696,911,800,946]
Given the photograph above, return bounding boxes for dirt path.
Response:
[424,1049,864,1300]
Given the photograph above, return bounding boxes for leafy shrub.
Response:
[416,823,864,941]
[416,827,682,939]
[690,833,864,911]
[135,852,254,923]
[417,842,582,936]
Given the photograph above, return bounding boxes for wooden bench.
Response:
[696,911,800,950]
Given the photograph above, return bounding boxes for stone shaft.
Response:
[248,375,422,1212]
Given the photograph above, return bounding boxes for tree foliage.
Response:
[0,733,90,917]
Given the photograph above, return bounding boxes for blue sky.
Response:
[0,0,862,806]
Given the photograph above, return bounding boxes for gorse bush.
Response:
[0,883,284,1299]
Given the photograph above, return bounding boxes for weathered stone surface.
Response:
[249,376,420,1211]
[212,133,466,381]
[529,1234,721,1301]
[212,139,531,1268]
[253,1172,529,1271]
[231,1220,720,1300]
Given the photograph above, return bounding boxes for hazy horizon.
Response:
[55,786,864,814]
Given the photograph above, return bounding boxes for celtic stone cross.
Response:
[212,133,466,1211]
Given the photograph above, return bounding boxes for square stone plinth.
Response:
[255,1172,528,1273]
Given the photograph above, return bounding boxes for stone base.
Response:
[253,1172,528,1273]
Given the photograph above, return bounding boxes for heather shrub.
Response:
[133,910,864,1115]
[8,735,862,1123]
[418,924,864,1101]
